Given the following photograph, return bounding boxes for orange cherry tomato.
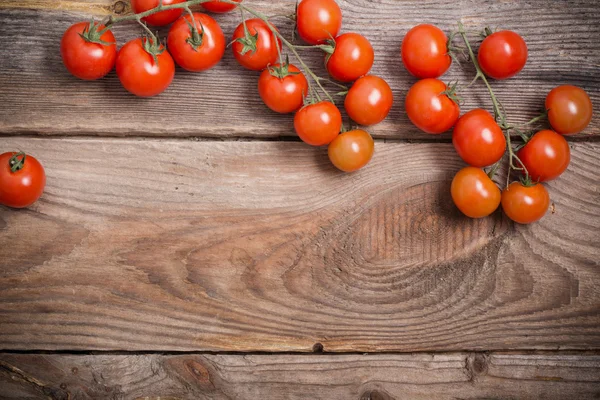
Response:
[0,152,46,209]
[477,30,528,80]
[401,24,451,79]
[453,109,506,167]
[258,64,308,114]
[296,0,342,45]
[546,85,593,135]
[517,130,570,182]
[294,101,342,146]
[501,182,550,224]
[328,129,374,172]
[451,167,501,218]
[326,33,374,83]
[405,79,460,134]
[131,0,185,26]
[344,76,393,126]
[202,0,242,13]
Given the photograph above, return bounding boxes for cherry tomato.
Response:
[451,167,501,219]
[405,79,460,134]
[232,19,281,71]
[453,109,506,167]
[401,24,451,79]
[116,38,175,97]
[517,130,570,182]
[0,152,46,209]
[202,0,242,13]
[501,182,549,224]
[478,30,527,80]
[328,129,374,172]
[294,101,342,146]
[131,0,185,26]
[258,64,308,114]
[326,33,374,83]
[167,13,225,72]
[296,0,342,45]
[546,85,593,135]
[60,22,116,80]
[344,76,393,126]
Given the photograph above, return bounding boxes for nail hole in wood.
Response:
[313,342,324,353]
[113,1,126,14]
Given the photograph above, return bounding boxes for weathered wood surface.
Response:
[1,352,599,399]
[0,138,598,352]
[0,0,598,138]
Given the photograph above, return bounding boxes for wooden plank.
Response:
[0,138,598,352]
[1,352,599,399]
[0,0,598,138]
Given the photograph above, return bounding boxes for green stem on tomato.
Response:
[457,21,529,185]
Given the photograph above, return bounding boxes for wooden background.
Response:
[0,0,599,398]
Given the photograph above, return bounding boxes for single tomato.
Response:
[326,33,374,83]
[258,63,308,114]
[60,21,116,80]
[546,85,593,135]
[501,182,550,224]
[328,129,374,172]
[477,30,527,80]
[344,75,393,126]
[451,167,501,218]
[294,101,342,146]
[131,0,185,26]
[167,13,225,72]
[0,152,46,209]
[202,0,242,13]
[116,38,175,97]
[405,78,460,134]
[517,130,570,182]
[232,19,281,71]
[401,24,451,79]
[296,0,342,45]
[453,109,506,167]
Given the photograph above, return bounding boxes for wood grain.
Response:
[0,138,598,352]
[0,0,598,138]
[1,352,599,399]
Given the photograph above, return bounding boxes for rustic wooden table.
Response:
[1,0,599,398]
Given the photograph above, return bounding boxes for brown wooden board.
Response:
[0,0,598,138]
[1,352,599,399]
[0,138,598,352]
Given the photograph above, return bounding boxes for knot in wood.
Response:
[113,1,127,14]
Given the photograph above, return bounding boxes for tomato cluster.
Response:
[401,23,593,224]
[58,0,393,173]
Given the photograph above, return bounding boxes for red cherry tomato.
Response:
[60,22,116,80]
[202,0,242,13]
[232,19,281,71]
[116,38,175,97]
[326,33,374,83]
[478,30,527,80]
[517,130,570,182]
[344,75,393,126]
[0,152,46,209]
[296,0,342,45]
[328,129,374,172]
[501,182,550,224]
[451,167,501,219]
[294,101,342,146]
[167,13,225,72]
[405,79,460,134]
[546,85,593,135]
[131,0,185,26]
[453,109,506,167]
[401,24,451,79]
[258,64,308,114]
